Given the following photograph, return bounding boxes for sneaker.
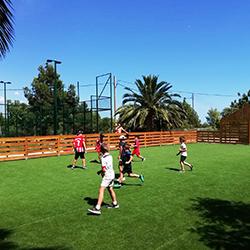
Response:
[71,166,75,170]
[142,157,146,162]
[106,203,119,209]
[82,166,87,170]
[179,170,185,173]
[88,207,101,215]
[190,165,193,171]
[139,174,144,182]
[113,183,122,188]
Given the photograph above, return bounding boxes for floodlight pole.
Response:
[96,76,99,132]
[46,59,62,135]
[192,93,195,110]
[0,81,11,136]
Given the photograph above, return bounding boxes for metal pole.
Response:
[83,101,86,132]
[0,81,11,136]
[77,81,80,100]
[54,62,58,135]
[7,101,10,136]
[4,83,7,136]
[96,76,99,132]
[113,75,116,119]
[192,93,195,110]
[46,59,61,135]
[91,96,93,132]
[110,73,113,132]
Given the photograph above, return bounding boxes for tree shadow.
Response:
[190,197,250,249]
[0,228,71,250]
[0,228,18,250]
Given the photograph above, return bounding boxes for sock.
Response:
[113,201,117,205]
[96,204,101,210]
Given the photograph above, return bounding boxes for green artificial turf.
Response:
[0,143,249,250]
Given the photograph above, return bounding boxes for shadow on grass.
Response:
[166,167,180,172]
[0,228,71,250]
[190,197,250,250]
[66,165,85,170]
[84,197,108,207]
[121,183,143,187]
[89,159,100,164]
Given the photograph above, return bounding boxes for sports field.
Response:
[0,143,249,250]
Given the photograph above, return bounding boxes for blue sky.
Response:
[1,0,250,122]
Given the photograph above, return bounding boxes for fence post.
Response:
[57,136,60,156]
[248,121,250,145]
[25,137,28,160]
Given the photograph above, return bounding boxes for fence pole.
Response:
[25,137,28,160]
[248,121,250,144]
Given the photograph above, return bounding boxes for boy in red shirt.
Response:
[72,130,87,169]
[95,133,105,163]
[132,135,145,161]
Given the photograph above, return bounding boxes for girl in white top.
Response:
[88,143,119,215]
[177,136,193,172]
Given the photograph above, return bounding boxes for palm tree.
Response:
[0,0,14,59]
[116,75,186,131]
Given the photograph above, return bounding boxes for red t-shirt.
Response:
[73,135,85,152]
[134,138,140,148]
[95,139,102,152]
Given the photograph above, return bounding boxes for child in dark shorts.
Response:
[118,144,144,183]
[177,136,193,172]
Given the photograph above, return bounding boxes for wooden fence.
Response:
[0,130,197,162]
[197,121,250,145]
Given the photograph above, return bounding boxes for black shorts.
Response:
[180,155,187,162]
[74,151,85,160]
[122,163,132,174]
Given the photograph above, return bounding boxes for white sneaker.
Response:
[106,203,119,209]
[88,207,101,215]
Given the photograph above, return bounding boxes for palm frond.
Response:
[0,0,15,59]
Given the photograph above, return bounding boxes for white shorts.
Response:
[101,176,114,188]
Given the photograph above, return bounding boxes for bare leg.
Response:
[108,187,117,204]
[81,158,86,168]
[118,164,124,183]
[137,154,144,160]
[96,186,105,209]
[184,161,192,170]
[180,161,185,171]
[72,159,77,168]
[128,173,140,178]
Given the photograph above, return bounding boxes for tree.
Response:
[115,75,185,131]
[7,100,34,136]
[221,90,250,118]
[0,0,14,58]
[99,117,111,132]
[181,99,201,129]
[24,65,78,135]
[206,108,221,129]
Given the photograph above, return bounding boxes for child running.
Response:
[72,130,87,169]
[177,136,193,172]
[118,143,144,184]
[95,133,105,163]
[117,135,127,183]
[114,123,128,134]
[132,135,145,161]
[88,143,119,215]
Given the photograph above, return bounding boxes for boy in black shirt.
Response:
[118,143,144,184]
